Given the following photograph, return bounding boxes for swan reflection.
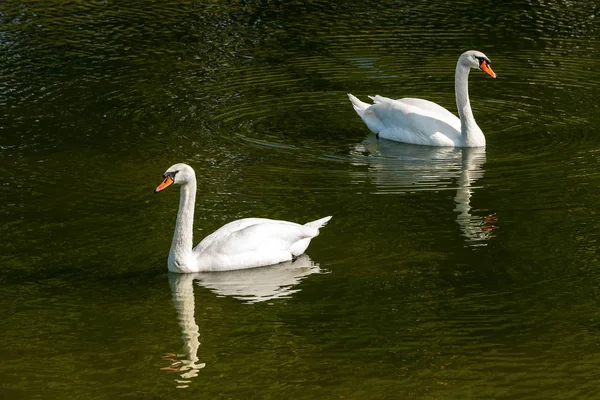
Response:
[162,255,321,387]
[351,136,497,245]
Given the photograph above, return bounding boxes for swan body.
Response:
[348,50,497,147]
[155,163,331,273]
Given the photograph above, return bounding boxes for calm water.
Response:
[1,0,600,398]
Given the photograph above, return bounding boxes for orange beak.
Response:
[480,60,497,78]
[155,175,174,193]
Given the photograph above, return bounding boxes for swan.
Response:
[347,50,497,147]
[155,163,332,273]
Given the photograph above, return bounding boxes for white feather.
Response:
[156,163,331,273]
[348,50,496,147]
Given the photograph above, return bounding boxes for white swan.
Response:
[347,50,497,147]
[155,163,331,273]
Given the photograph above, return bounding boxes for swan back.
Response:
[357,95,462,146]
[192,216,331,271]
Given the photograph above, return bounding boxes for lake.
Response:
[1,0,600,398]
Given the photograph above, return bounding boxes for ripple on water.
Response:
[1,0,600,398]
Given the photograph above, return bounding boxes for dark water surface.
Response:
[2,0,600,398]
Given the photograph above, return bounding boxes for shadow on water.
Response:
[162,254,321,388]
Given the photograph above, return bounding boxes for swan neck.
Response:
[169,180,196,271]
[455,63,484,146]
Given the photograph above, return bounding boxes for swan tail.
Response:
[369,95,385,104]
[289,216,331,256]
[304,216,332,230]
[347,93,371,115]
[347,94,382,134]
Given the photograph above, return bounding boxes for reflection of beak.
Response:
[480,60,497,78]
[155,176,174,193]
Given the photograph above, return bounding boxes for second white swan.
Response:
[348,50,497,147]
[155,163,331,273]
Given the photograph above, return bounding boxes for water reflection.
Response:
[162,255,321,388]
[192,254,322,304]
[452,146,498,245]
[162,272,205,389]
[351,136,497,246]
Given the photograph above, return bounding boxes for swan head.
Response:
[460,50,496,78]
[155,163,196,193]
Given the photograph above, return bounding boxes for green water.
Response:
[1,0,600,398]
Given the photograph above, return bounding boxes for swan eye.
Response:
[476,57,491,68]
[163,170,179,180]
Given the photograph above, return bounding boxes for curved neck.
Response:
[168,180,197,272]
[455,63,485,146]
